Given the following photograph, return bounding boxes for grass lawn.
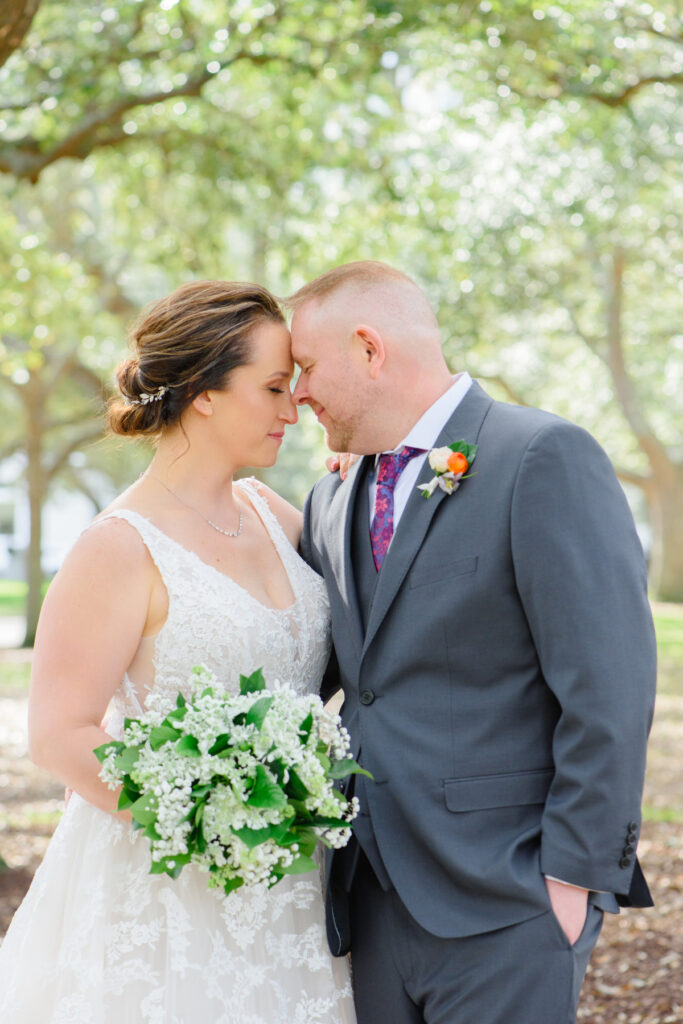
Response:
[0,580,49,617]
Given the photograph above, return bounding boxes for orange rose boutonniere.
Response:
[416,441,478,498]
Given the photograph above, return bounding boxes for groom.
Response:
[290,261,656,1024]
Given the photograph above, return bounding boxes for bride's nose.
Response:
[281,392,298,424]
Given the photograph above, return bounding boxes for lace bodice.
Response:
[103,478,331,726]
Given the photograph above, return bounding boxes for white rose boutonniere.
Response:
[417,440,478,498]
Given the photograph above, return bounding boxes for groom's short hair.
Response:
[285,260,421,310]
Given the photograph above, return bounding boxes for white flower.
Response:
[96,667,359,898]
[428,446,453,473]
[437,472,461,494]
[416,476,440,497]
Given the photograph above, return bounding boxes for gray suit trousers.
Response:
[349,850,603,1024]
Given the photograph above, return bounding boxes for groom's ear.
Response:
[354,324,385,380]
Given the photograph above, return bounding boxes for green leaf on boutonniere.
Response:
[448,440,478,464]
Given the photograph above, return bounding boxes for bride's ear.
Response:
[191,391,214,417]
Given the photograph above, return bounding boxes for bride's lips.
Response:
[268,432,285,441]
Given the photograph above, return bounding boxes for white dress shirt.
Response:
[368,372,472,528]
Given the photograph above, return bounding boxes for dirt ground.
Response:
[0,658,681,1021]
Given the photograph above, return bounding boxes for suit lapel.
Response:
[326,455,369,661]
[361,381,493,659]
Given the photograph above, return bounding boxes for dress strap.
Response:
[236,478,289,550]
[92,509,179,593]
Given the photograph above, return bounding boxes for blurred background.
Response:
[0,2,681,1018]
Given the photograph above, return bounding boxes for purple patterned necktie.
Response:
[370,446,425,571]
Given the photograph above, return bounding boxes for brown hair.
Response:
[284,260,418,311]
[108,280,285,437]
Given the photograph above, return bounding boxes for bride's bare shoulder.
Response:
[60,512,152,584]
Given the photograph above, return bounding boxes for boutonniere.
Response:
[416,441,478,498]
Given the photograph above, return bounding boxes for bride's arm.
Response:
[28,519,159,819]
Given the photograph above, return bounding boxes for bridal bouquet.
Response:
[94,666,366,896]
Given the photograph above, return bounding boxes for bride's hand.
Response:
[325,453,360,481]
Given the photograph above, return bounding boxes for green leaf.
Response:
[287,827,318,857]
[117,786,139,811]
[328,758,374,780]
[298,711,314,743]
[93,740,123,764]
[176,735,201,757]
[286,768,310,801]
[280,853,317,876]
[208,733,232,756]
[245,696,273,730]
[149,724,181,750]
[220,875,244,896]
[231,820,291,848]
[149,852,190,879]
[143,821,162,841]
[130,792,159,827]
[246,764,288,810]
[308,815,349,828]
[239,668,266,695]
[115,746,141,774]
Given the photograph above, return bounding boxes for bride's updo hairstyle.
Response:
[108,280,285,437]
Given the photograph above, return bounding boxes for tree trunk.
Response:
[23,382,46,647]
[648,465,683,603]
[0,0,40,68]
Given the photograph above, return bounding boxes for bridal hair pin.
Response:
[124,385,169,406]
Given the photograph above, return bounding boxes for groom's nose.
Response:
[292,373,310,406]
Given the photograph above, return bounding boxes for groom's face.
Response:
[291,302,369,453]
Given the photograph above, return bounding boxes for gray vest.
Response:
[346,469,392,890]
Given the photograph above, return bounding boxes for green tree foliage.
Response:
[0,0,681,609]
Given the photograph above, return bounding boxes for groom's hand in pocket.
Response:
[545,877,589,946]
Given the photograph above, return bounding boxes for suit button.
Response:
[628,821,638,832]
[623,844,635,856]
[626,831,638,844]
[359,690,375,706]
[619,856,632,868]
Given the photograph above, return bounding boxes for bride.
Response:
[0,280,356,1023]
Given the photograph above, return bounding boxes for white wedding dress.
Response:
[0,479,355,1024]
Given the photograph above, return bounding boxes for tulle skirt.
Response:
[0,794,355,1024]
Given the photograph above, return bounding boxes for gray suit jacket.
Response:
[300,382,656,940]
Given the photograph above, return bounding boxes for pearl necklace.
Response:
[144,474,244,538]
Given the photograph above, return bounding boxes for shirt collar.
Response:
[377,372,473,458]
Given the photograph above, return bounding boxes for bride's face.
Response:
[206,320,298,468]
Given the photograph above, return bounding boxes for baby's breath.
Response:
[94,666,363,897]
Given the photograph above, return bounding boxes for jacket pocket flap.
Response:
[408,555,478,589]
[444,768,554,813]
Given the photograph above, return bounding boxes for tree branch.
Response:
[614,467,651,489]
[475,373,530,407]
[46,426,105,481]
[603,246,672,479]
[589,72,683,107]
[0,0,41,69]
[0,46,310,181]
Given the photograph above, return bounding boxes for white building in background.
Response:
[0,456,115,580]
